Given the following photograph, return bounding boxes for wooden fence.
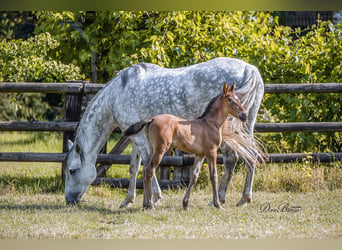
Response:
[1,82,342,188]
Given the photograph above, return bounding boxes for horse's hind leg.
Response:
[217,142,238,204]
[183,155,205,210]
[120,143,141,208]
[236,159,255,206]
[152,172,162,204]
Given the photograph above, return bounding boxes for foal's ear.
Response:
[223,83,229,95]
[229,83,236,93]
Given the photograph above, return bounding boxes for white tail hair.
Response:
[223,66,267,167]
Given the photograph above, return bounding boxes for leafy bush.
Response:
[33,12,342,152]
[0,32,85,121]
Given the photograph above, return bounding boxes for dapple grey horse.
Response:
[64,57,264,207]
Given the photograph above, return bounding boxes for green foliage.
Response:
[0,32,85,121]
[27,11,342,152]
[0,32,83,82]
[0,11,37,40]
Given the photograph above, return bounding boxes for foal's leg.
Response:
[183,155,205,210]
[218,142,239,204]
[143,149,165,209]
[207,150,221,209]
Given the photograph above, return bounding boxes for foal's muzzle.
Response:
[239,112,247,122]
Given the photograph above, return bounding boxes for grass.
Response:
[0,132,341,239]
[0,188,341,239]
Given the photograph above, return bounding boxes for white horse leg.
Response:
[236,161,255,206]
[237,126,257,206]
[218,142,239,204]
[152,175,162,204]
[120,144,141,208]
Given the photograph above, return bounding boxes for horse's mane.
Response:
[197,94,221,119]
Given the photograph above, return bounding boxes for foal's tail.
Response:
[123,119,153,137]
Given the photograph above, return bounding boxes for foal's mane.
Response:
[197,94,221,119]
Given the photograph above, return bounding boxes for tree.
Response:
[31,11,342,152]
[0,32,85,121]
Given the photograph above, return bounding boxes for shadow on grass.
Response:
[0,202,142,215]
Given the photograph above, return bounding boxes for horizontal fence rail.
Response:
[1,82,341,169]
[1,121,342,133]
[0,82,103,94]
[1,82,342,94]
[1,152,341,164]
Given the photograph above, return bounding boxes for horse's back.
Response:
[110,57,263,128]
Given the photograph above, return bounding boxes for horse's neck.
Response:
[76,90,117,158]
[202,96,228,130]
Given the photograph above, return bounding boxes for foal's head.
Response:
[222,83,247,122]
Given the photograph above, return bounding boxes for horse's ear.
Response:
[68,140,73,151]
[223,83,229,95]
[75,143,82,155]
[229,83,236,93]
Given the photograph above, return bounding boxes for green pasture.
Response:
[0,132,341,239]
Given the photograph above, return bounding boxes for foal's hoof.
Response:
[236,195,252,207]
[182,200,189,210]
[208,201,222,209]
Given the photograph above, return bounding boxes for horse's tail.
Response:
[222,128,267,167]
[224,64,267,167]
[123,119,153,137]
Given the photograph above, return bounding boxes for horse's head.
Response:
[64,139,97,204]
[223,82,247,122]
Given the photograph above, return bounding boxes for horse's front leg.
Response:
[207,150,221,209]
[183,155,205,210]
[120,144,141,208]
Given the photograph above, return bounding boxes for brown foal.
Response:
[124,83,247,209]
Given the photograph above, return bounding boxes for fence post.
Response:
[61,81,85,180]
[173,149,192,184]
[160,149,172,180]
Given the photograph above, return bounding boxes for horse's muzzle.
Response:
[65,193,82,205]
[239,112,247,122]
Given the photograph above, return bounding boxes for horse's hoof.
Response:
[213,202,222,209]
[119,202,131,209]
[236,195,252,207]
[143,203,154,210]
[119,198,134,208]
[153,194,163,204]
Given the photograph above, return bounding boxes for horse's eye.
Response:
[69,169,78,175]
